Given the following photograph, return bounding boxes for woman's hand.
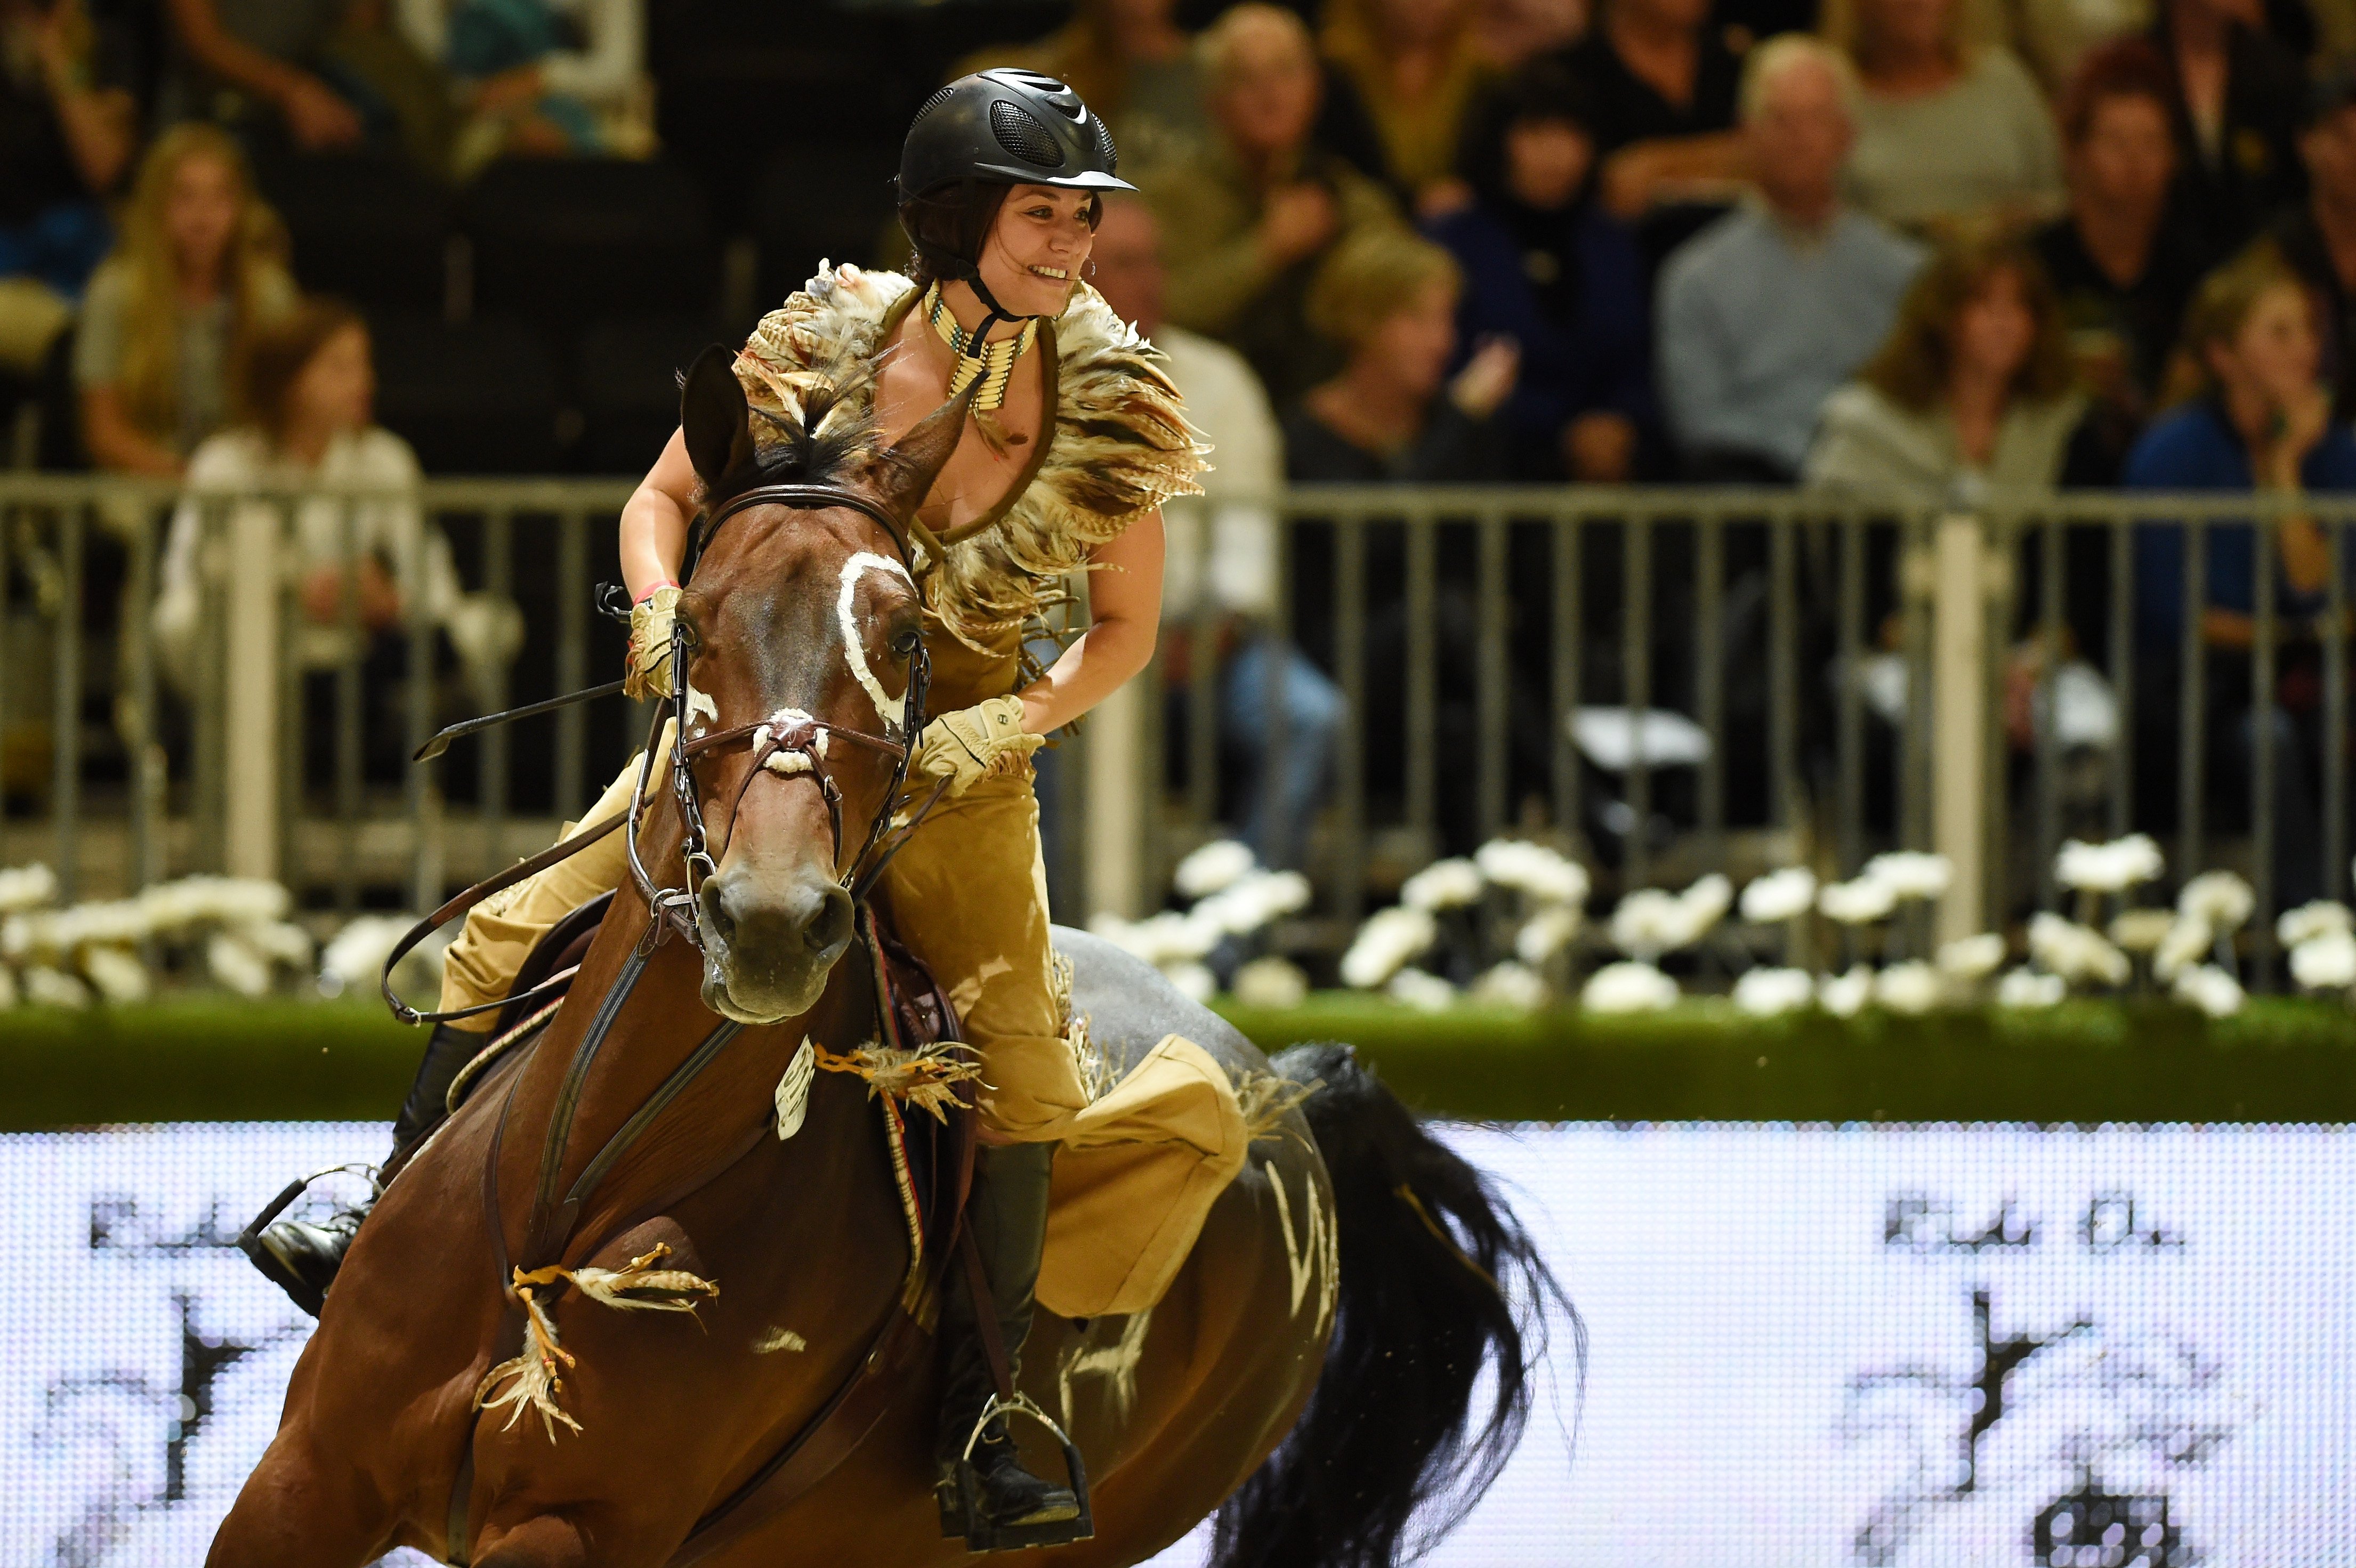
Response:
[281,74,362,149]
[1562,410,1636,481]
[914,695,1043,797]
[1449,337,1521,421]
[470,63,546,116]
[1257,183,1340,269]
[2258,381,2329,490]
[302,557,401,631]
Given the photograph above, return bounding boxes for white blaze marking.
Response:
[837,553,913,732]
[1058,1309,1152,1429]
[685,684,719,731]
[774,1038,814,1138]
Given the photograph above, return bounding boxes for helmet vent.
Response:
[913,83,957,123]
[1090,114,1118,174]
[990,100,1067,169]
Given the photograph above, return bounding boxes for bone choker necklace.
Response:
[924,283,1037,416]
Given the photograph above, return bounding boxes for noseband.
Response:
[627,482,940,953]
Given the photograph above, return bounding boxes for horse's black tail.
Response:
[1209,1043,1580,1568]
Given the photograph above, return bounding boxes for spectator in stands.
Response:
[1805,238,2085,501]
[2033,38,2207,482]
[1827,0,2064,235]
[77,125,297,476]
[1145,4,1403,407]
[1091,196,1340,871]
[0,0,137,386]
[1432,61,1657,479]
[1657,35,1923,480]
[2151,0,2307,257]
[1553,0,1749,225]
[954,0,1206,168]
[1314,0,1493,215]
[161,0,370,151]
[1285,229,1519,483]
[2128,243,2356,907]
[396,0,651,179]
[2268,64,2356,416]
[152,299,517,725]
[1474,0,1582,71]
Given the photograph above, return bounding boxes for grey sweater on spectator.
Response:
[1656,202,1924,475]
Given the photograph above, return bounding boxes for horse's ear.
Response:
[680,345,753,487]
[868,382,975,521]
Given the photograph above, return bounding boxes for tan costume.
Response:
[438,265,1244,1319]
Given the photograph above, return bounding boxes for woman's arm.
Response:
[1016,511,1164,734]
[80,386,184,476]
[163,0,360,148]
[620,427,698,597]
[38,5,136,194]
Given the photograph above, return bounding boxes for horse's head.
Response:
[665,346,964,1024]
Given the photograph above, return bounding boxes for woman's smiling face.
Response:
[975,184,1100,318]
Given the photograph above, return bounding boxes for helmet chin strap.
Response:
[958,266,1040,340]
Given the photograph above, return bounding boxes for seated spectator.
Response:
[0,0,136,385]
[2268,64,2356,417]
[154,298,516,717]
[2128,243,2356,908]
[950,0,1206,167]
[1828,0,2064,235]
[1431,62,1657,480]
[1285,230,1518,483]
[1657,35,1924,479]
[77,125,297,476]
[1144,4,1404,407]
[1553,0,1749,226]
[2151,0,2306,258]
[1091,195,1340,871]
[396,0,651,178]
[2033,38,2208,481]
[1805,238,2086,502]
[1317,0,1492,214]
[162,0,370,152]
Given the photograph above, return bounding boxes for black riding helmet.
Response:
[897,70,1134,307]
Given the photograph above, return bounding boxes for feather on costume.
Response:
[733,263,1207,653]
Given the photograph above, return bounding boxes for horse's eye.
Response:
[891,629,921,658]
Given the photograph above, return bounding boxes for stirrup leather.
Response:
[935,1392,1094,1552]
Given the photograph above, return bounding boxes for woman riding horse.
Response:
[254,68,1239,1548]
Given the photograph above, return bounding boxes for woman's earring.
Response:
[1085,258,1098,279]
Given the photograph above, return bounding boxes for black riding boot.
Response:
[934,1141,1087,1550]
[249,1022,487,1315]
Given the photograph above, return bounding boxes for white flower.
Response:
[0,966,18,1009]
[2108,908,2177,953]
[1473,839,1590,906]
[1387,967,1458,1012]
[2054,834,2165,894]
[1676,874,1732,936]
[319,915,413,997]
[1192,870,1313,938]
[236,919,314,967]
[1472,960,1549,1012]
[2290,930,2356,991]
[1876,960,1944,1015]
[1160,961,1217,1004]
[2278,900,2356,949]
[1732,966,1816,1016]
[2178,871,2255,933]
[1339,907,1438,989]
[1581,960,1679,1014]
[1935,934,2006,980]
[1739,867,1818,924]
[1400,858,1485,912]
[80,944,149,1004]
[1818,877,1898,925]
[1862,851,1953,902]
[1996,967,2067,1008]
[2173,962,2245,1018]
[49,900,150,952]
[1513,904,1580,965]
[207,932,273,998]
[2027,912,2130,988]
[1093,910,1216,966]
[1609,889,1686,959]
[1231,956,1309,1009]
[139,875,289,934]
[23,965,90,1009]
[1173,839,1256,899]
[0,863,58,914]
[2152,915,2214,982]
[1818,965,1874,1018]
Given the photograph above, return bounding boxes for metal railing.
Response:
[2,474,2345,987]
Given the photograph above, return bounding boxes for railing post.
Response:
[1932,511,1988,943]
[223,496,280,882]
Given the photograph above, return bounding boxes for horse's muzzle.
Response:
[696,867,856,1023]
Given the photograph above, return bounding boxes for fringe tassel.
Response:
[471,1244,720,1442]
[1234,1069,1324,1145]
[814,1038,982,1124]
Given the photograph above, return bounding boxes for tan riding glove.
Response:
[625,585,681,700]
[914,695,1043,797]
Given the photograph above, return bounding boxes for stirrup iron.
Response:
[938,1392,1094,1553]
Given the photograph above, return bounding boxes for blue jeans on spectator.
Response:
[1223,636,1342,870]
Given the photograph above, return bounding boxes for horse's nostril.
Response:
[808,885,854,955]
[700,880,737,948]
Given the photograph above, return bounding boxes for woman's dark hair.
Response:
[2059,37,2174,148]
[237,296,366,442]
[899,179,1103,286]
[1859,238,2076,413]
[1457,60,1597,207]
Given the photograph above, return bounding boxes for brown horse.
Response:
[207,356,1566,1568]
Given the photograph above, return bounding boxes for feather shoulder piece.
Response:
[734,263,1208,651]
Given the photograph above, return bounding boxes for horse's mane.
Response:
[699,349,882,513]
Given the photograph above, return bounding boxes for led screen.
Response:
[2,1123,2348,1566]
